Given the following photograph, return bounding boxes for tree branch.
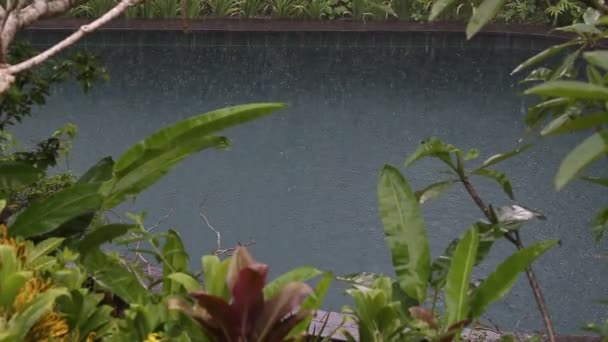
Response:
[0,0,140,93]
[459,175,556,342]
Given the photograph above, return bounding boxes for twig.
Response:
[459,175,556,342]
[198,199,255,256]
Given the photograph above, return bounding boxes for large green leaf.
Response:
[445,226,479,327]
[473,168,514,200]
[429,0,455,20]
[101,135,228,209]
[378,165,430,303]
[470,240,559,318]
[465,0,506,39]
[480,144,531,168]
[415,180,457,204]
[77,224,135,253]
[555,131,608,190]
[264,266,323,299]
[162,229,189,296]
[511,41,579,75]
[9,183,102,238]
[82,249,149,304]
[78,157,115,184]
[167,272,202,292]
[525,81,608,100]
[0,161,43,194]
[541,112,608,136]
[101,103,285,208]
[404,137,458,168]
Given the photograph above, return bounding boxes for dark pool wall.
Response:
[18,30,607,333]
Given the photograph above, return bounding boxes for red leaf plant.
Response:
[169,247,313,342]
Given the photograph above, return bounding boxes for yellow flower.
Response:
[26,312,69,342]
[0,224,26,262]
[144,332,164,342]
[13,277,52,312]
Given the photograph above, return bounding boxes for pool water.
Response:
[18,29,608,333]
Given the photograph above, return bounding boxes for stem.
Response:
[459,175,556,342]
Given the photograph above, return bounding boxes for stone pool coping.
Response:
[31,17,573,41]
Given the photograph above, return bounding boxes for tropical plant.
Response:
[168,246,331,341]
[269,0,302,17]
[71,0,117,17]
[150,0,181,17]
[205,0,240,16]
[182,0,204,17]
[240,0,266,17]
[338,152,558,340]
[296,0,332,18]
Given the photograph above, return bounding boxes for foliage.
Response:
[339,145,557,340]
[168,246,322,341]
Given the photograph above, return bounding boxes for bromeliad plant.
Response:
[339,139,559,341]
[168,246,332,341]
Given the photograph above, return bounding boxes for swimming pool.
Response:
[19,28,607,334]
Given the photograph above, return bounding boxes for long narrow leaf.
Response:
[415,180,457,204]
[470,240,559,318]
[445,227,479,326]
[480,144,531,168]
[429,0,455,20]
[541,112,608,136]
[378,165,431,302]
[555,131,608,190]
[525,81,608,100]
[466,0,506,39]
[511,41,579,75]
[10,183,102,238]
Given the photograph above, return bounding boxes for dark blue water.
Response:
[17,30,607,333]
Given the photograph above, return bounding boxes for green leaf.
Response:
[470,240,559,318]
[10,183,102,238]
[466,0,506,39]
[264,266,322,299]
[167,272,202,292]
[445,226,479,327]
[592,208,608,240]
[511,41,579,75]
[555,131,608,190]
[581,176,608,187]
[202,255,230,300]
[430,239,458,289]
[26,238,65,264]
[480,144,531,168]
[473,168,514,200]
[10,288,69,340]
[542,112,608,136]
[525,98,570,128]
[378,165,430,303]
[550,48,581,80]
[429,0,455,20]
[288,272,334,338]
[102,103,285,208]
[337,272,382,288]
[78,156,114,184]
[0,271,32,308]
[404,137,458,168]
[415,180,457,204]
[0,161,43,194]
[556,23,602,35]
[162,229,189,295]
[584,8,600,25]
[586,65,604,85]
[585,51,608,71]
[82,249,149,304]
[525,81,608,100]
[77,224,135,253]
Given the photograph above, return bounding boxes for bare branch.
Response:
[0,0,139,92]
[198,199,255,256]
